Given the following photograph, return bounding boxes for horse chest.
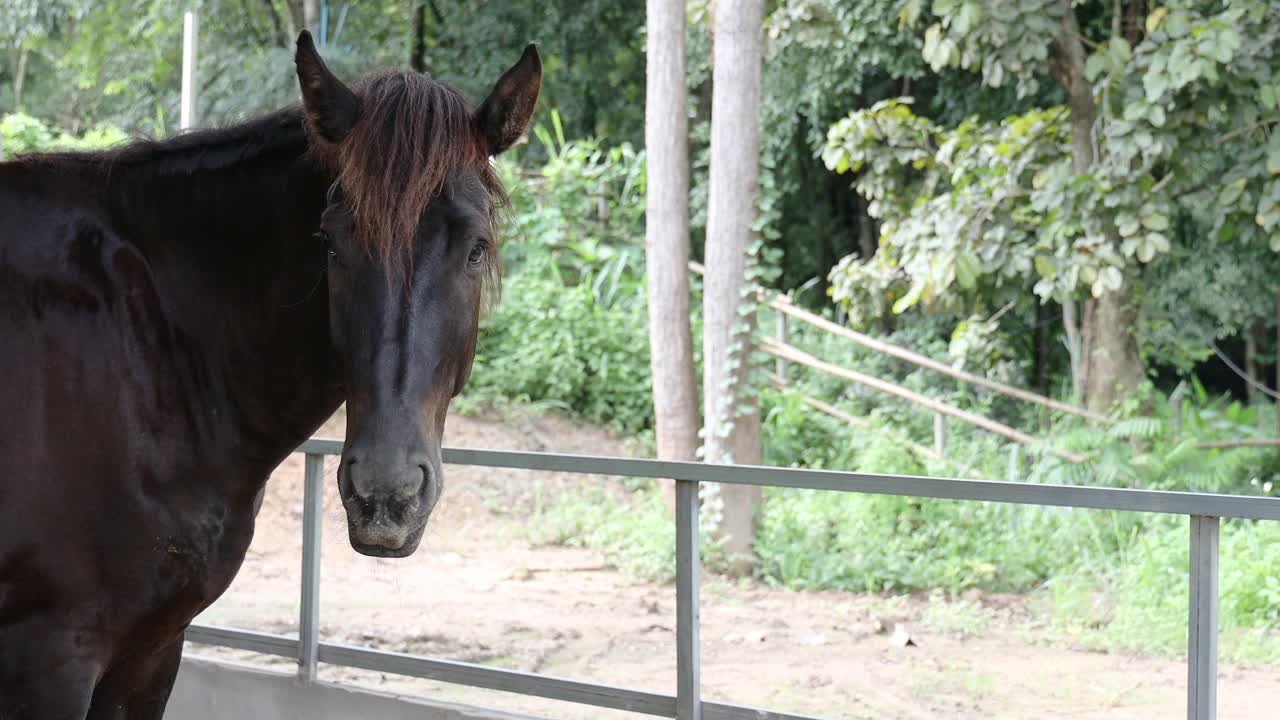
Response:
[132,491,257,629]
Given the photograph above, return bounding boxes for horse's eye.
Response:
[314,230,338,260]
[467,242,487,267]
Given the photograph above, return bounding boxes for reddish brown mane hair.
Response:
[309,70,507,294]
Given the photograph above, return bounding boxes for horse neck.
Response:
[101,114,344,472]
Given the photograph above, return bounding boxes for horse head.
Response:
[294,31,540,557]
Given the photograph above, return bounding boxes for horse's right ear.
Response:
[294,30,359,143]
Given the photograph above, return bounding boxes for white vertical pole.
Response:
[180,11,199,131]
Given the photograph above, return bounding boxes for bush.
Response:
[1,112,128,156]
[466,254,654,434]
[1046,515,1280,662]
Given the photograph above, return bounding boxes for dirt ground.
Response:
[191,408,1280,719]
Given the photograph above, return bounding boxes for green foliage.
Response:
[527,485,678,582]
[464,117,655,435]
[1047,515,1280,662]
[466,255,653,434]
[1,111,126,155]
[755,473,1081,594]
[912,0,1065,98]
[824,0,1280,384]
[505,110,646,271]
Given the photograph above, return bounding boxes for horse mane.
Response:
[309,70,507,283]
[13,68,507,308]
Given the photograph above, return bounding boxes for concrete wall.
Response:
[164,657,542,720]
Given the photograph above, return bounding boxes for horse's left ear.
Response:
[294,30,360,143]
[474,44,542,156]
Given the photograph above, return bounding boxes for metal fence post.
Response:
[299,453,325,683]
[675,479,701,720]
[1188,515,1219,720]
[1007,445,1020,482]
[933,413,947,458]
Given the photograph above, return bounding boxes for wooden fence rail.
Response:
[760,337,1085,463]
[767,373,989,479]
[687,261,1106,424]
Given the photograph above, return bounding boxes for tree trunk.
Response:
[1052,1,1146,414]
[14,48,27,109]
[1061,300,1083,402]
[1246,324,1259,405]
[1034,298,1051,398]
[411,2,428,72]
[1081,283,1146,414]
[260,0,289,46]
[303,0,321,36]
[703,0,765,575]
[285,0,304,38]
[645,0,700,510]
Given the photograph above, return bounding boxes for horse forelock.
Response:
[318,71,507,272]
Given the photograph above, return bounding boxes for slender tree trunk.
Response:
[703,0,765,575]
[1246,324,1259,405]
[1052,1,1146,414]
[261,0,289,46]
[1035,298,1051,398]
[645,0,699,510]
[1061,300,1083,402]
[285,0,304,38]
[303,0,321,36]
[411,2,428,72]
[14,48,28,109]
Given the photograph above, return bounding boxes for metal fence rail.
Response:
[186,438,1280,720]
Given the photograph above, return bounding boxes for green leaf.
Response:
[1262,85,1278,112]
[1034,255,1055,278]
[1140,210,1169,232]
[1148,232,1170,254]
[1108,37,1132,67]
[1220,178,1247,206]
[1137,237,1155,262]
[955,250,981,289]
[1268,133,1280,175]
[1085,53,1110,83]
[1146,6,1169,34]
[1116,212,1141,237]
[1214,30,1241,63]
[1149,104,1166,128]
[892,282,925,314]
[952,2,981,35]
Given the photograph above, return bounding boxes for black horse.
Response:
[0,32,539,718]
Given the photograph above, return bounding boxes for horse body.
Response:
[0,32,540,718]
[0,112,342,719]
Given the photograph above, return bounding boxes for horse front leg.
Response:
[85,635,183,720]
[0,621,100,720]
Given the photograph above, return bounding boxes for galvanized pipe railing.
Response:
[185,439,1280,720]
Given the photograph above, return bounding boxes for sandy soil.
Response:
[190,408,1280,719]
